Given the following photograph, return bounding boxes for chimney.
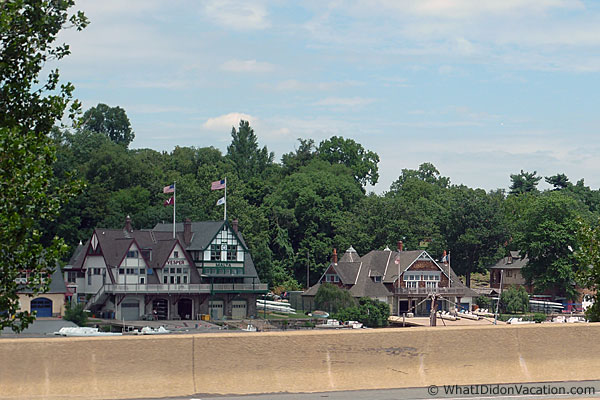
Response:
[232,219,239,233]
[124,215,133,233]
[397,240,403,252]
[184,218,192,245]
[332,248,338,264]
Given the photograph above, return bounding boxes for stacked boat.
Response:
[256,299,296,314]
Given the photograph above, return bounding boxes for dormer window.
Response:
[325,274,340,283]
[174,251,179,258]
[127,250,138,258]
[373,276,382,283]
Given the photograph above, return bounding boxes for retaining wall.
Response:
[1,324,599,399]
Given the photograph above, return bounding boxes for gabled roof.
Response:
[490,253,529,270]
[153,220,248,250]
[18,264,67,294]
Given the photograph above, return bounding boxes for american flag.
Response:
[211,179,226,190]
[163,184,175,193]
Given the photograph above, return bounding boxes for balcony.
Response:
[101,283,268,294]
[395,287,467,296]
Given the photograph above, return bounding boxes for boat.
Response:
[242,324,257,332]
[473,308,494,317]
[315,319,343,329]
[139,326,170,335]
[308,310,329,318]
[458,310,480,320]
[54,327,122,337]
[506,318,534,324]
[342,320,363,329]
[437,311,459,321]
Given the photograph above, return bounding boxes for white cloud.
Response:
[221,59,275,73]
[204,0,270,30]
[203,113,256,131]
[313,97,376,107]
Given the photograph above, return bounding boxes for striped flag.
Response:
[164,197,174,206]
[216,197,225,206]
[163,184,175,193]
[211,179,226,190]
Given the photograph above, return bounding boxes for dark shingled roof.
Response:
[18,264,67,294]
[490,253,529,270]
[304,248,479,299]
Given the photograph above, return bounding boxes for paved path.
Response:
[142,381,600,400]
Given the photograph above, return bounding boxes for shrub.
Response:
[314,283,355,313]
[64,303,88,327]
[500,286,529,314]
[532,313,547,323]
[476,296,492,309]
[333,297,390,328]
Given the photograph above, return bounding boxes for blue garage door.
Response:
[31,298,53,317]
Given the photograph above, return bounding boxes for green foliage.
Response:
[500,286,530,313]
[509,170,542,195]
[314,283,355,313]
[475,296,492,309]
[545,173,570,190]
[515,192,581,300]
[0,0,87,332]
[333,297,390,327]
[64,302,88,327]
[227,120,274,181]
[81,103,134,147]
[441,186,509,287]
[532,313,547,323]
[575,218,600,322]
[317,136,379,186]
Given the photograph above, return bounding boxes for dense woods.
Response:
[47,106,600,297]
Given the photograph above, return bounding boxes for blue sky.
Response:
[57,0,600,193]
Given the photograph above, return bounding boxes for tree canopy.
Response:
[0,0,87,332]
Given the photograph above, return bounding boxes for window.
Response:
[426,281,438,289]
[406,281,417,288]
[174,251,179,258]
[163,275,168,284]
[118,268,124,275]
[506,270,513,277]
[227,245,237,261]
[127,250,139,258]
[373,276,382,283]
[67,271,77,283]
[210,244,221,261]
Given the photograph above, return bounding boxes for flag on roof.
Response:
[211,179,226,190]
[216,197,225,206]
[163,184,175,193]
[164,196,174,206]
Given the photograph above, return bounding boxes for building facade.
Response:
[16,267,68,317]
[65,217,267,320]
[303,242,478,316]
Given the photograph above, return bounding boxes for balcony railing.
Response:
[101,283,268,294]
[395,287,466,295]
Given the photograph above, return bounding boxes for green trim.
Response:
[201,221,249,252]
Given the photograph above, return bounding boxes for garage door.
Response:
[121,302,140,321]
[231,300,247,319]
[31,298,53,317]
[209,300,223,320]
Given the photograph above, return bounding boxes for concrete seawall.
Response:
[1,324,599,399]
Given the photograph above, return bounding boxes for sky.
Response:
[56,0,600,193]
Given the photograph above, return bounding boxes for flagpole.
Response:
[224,177,227,222]
[173,181,176,239]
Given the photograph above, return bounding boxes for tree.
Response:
[545,173,570,190]
[509,170,542,195]
[389,162,450,191]
[333,297,390,327]
[0,0,87,332]
[64,302,88,326]
[314,283,355,313]
[500,286,529,314]
[227,120,274,181]
[515,192,581,300]
[81,103,134,147]
[318,136,380,186]
[441,186,509,287]
[575,218,600,321]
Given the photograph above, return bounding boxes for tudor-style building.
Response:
[303,242,478,316]
[64,217,267,321]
